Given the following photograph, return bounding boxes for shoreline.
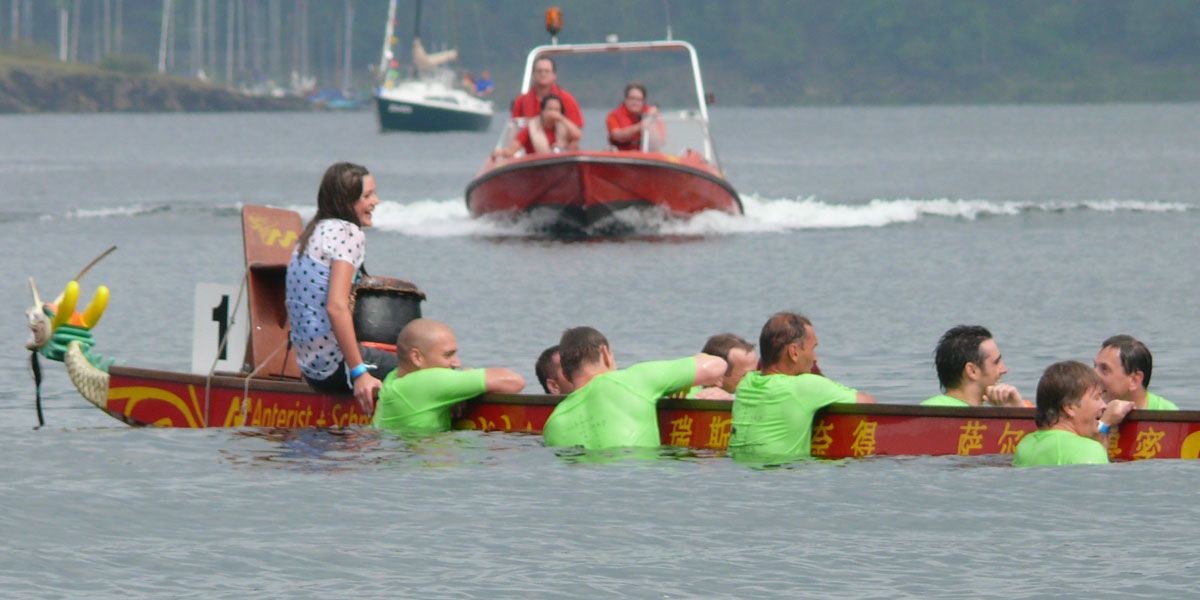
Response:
[0,54,309,113]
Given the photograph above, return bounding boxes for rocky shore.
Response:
[0,58,308,113]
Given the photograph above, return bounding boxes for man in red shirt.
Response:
[511,57,583,128]
[606,82,663,152]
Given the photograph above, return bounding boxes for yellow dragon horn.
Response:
[50,281,80,331]
[81,285,110,329]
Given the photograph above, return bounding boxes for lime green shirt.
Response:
[729,371,858,463]
[543,357,696,449]
[1145,391,1179,411]
[1012,429,1108,467]
[921,394,970,407]
[373,367,487,432]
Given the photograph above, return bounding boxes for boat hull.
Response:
[375,95,492,132]
[465,152,742,234]
[97,366,1200,461]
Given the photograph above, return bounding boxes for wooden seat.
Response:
[240,205,303,379]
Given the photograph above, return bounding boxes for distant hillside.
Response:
[4,0,1200,107]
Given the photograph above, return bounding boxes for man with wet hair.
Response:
[1013,361,1132,467]
[373,319,525,432]
[1094,335,1178,410]
[922,325,1027,407]
[729,312,875,463]
[542,326,727,449]
[535,345,573,395]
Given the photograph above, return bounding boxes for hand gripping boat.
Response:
[25,207,1200,461]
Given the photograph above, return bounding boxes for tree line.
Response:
[3,0,1198,104]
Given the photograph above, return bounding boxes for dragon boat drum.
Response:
[350,276,427,345]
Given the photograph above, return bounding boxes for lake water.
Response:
[2,105,1199,598]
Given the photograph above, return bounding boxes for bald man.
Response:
[373,319,525,432]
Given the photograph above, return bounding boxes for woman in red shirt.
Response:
[606,82,663,152]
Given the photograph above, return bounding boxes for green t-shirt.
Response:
[372,367,488,432]
[921,394,970,407]
[1145,391,1179,411]
[728,371,858,463]
[543,357,696,449]
[1012,429,1108,467]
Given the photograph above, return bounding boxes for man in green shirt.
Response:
[1094,335,1179,410]
[729,312,875,464]
[1013,360,1132,467]
[921,325,1029,407]
[373,319,525,432]
[542,326,727,449]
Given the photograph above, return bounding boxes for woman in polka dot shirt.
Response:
[285,162,395,411]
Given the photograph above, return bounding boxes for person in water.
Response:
[542,326,727,449]
[285,162,392,412]
[606,82,663,152]
[701,333,759,398]
[535,345,573,395]
[670,333,758,400]
[373,319,525,432]
[1013,360,1133,467]
[511,57,583,127]
[729,312,875,463]
[922,325,1029,407]
[1093,334,1178,410]
[492,94,582,159]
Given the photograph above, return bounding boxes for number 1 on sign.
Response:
[191,283,248,375]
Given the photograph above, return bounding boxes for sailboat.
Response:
[373,0,494,132]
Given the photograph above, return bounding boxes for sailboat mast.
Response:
[341,0,353,93]
[413,0,423,41]
[378,0,397,78]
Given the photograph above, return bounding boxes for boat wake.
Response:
[367,195,1192,238]
[40,196,1192,237]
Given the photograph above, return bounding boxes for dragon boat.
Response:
[27,205,1200,461]
[464,13,741,235]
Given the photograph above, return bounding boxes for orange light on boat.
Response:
[545,7,562,36]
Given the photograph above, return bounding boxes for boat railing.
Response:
[494,118,526,154]
[643,111,718,166]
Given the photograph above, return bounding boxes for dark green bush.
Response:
[98,54,153,76]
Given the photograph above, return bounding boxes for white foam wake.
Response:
[59,204,171,220]
[55,196,1193,236]
[658,195,1191,236]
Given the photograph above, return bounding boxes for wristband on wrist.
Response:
[1098,422,1112,435]
[349,363,370,380]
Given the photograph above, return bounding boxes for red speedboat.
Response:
[464,40,742,235]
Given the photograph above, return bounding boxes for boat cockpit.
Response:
[491,40,721,168]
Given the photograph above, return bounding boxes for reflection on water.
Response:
[552,444,727,465]
[222,427,560,472]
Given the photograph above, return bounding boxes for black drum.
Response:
[351,276,426,345]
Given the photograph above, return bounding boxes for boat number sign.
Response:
[191,283,249,375]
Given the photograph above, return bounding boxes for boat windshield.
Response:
[493,41,721,167]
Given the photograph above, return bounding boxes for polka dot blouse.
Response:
[284,219,366,380]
